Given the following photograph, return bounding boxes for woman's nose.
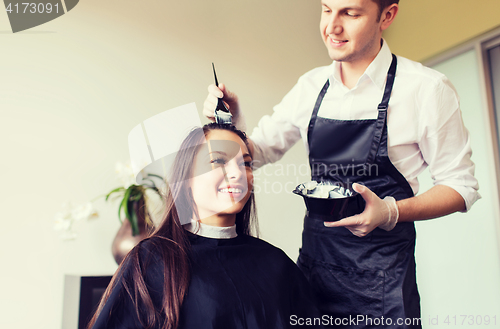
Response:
[224,159,244,180]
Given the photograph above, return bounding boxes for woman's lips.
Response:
[218,187,243,194]
[218,186,247,201]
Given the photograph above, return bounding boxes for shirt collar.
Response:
[365,39,393,90]
[184,219,237,239]
[330,38,393,91]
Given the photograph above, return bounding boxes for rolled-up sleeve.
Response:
[418,77,481,211]
[250,81,304,168]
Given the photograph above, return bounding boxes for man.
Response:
[203,0,480,328]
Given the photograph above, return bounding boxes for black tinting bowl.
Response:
[292,181,364,221]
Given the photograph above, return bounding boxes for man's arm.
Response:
[325,73,479,237]
[398,184,465,222]
[203,79,305,168]
[324,184,466,237]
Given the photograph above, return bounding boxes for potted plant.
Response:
[53,162,164,264]
[105,174,163,236]
[106,162,164,264]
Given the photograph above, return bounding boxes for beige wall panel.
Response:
[384,0,500,61]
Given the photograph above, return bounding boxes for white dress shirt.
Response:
[250,40,480,211]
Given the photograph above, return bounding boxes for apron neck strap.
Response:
[377,54,397,111]
[307,80,330,148]
[307,54,398,166]
[365,54,397,165]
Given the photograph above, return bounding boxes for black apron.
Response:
[297,55,422,329]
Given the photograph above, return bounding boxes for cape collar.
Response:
[184,219,237,239]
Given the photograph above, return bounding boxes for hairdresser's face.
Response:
[190,130,253,223]
[320,0,383,66]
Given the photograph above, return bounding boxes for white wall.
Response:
[414,49,500,327]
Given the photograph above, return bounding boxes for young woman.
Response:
[88,123,322,329]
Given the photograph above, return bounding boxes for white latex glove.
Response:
[203,83,247,132]
[324,183,399,237]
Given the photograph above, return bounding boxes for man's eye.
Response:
[346,12,359,17]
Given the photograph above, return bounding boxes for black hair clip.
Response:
[212,63,232,125]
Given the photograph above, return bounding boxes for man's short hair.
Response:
[372,0,399,17]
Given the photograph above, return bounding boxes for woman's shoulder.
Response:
[240,234,284,250]
[119,236,168,283]
[91,237,170,329]
[239,235,296,265]
[134,236,165,260]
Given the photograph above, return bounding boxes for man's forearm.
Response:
[247,137,270,169]
[397,185,466,222]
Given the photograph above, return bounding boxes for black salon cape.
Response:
[92,232,323,329]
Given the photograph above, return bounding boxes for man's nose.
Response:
[326,14,343,35]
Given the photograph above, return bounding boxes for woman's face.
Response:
[190,129,253,223]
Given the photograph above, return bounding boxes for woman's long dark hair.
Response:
[88,123,257,329]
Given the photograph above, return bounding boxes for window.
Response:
[486,38,500,148]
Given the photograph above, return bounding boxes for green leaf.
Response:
[147,173,163,180]
[105,187,125,201]
[149,186,161,196]
[117,201,124,224]
[129,186,143,199]
[142,178,156,188]
[131,193,143,201]
[118,187,133,222]
[129,200,140,236]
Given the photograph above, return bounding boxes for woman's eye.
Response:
[211,158,226,166]
[237,161,253,169]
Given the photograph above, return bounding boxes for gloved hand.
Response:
[324,183,399,237]
[203,83,247,132]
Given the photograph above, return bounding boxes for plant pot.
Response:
[111,197,150,265]
[111,219,148,265]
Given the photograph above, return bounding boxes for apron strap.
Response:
[307,79,330,148]
[307,54,398,166]
[365,54,397,166]
[378,54,398,110]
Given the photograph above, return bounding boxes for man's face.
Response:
[320,0,384,66]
